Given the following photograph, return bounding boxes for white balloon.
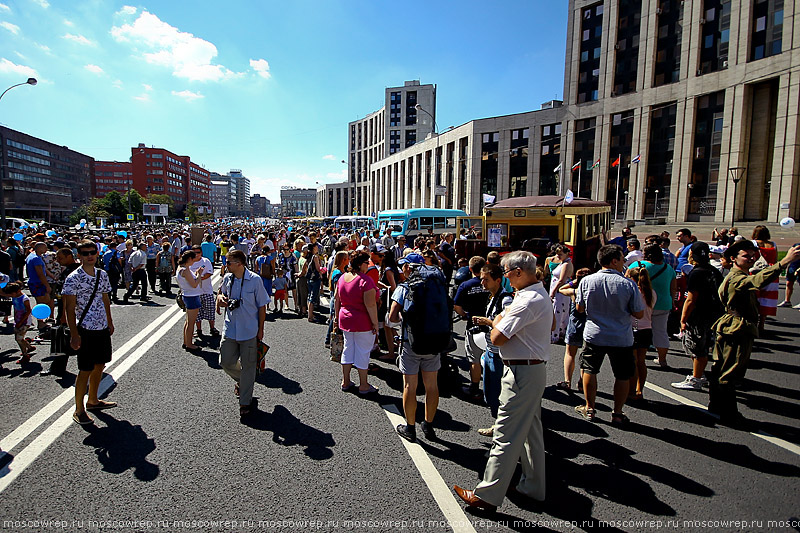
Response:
[780,217,796,229]
[75,224,81,230]
[80,218,86,224]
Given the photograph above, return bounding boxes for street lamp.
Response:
[653,189,660,219]
[728,166,746,228]
[0,77,38,233]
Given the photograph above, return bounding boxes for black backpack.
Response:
[401,265,453,355]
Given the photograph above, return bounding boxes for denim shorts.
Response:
[307,279,321,305]
[183,294,202,310]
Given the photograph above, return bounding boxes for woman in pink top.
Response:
[333,250,380,395]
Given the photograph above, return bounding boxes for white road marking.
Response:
[0,274,220,458]
[644,382,800,456]
[381,404,479,533]
[0,307,186,494]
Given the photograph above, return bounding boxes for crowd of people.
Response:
[0,218,798,512]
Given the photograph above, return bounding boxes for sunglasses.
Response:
[79,249,98,256]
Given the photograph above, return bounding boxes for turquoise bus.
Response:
[334,215,376,233]
[377,208,468,238]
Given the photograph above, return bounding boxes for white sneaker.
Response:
[671,375,702,390]
[778,301,792,308]
[794,303,800,309]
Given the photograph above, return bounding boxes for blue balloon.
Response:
[46,230,57,238]
[13,233,23,241]
[0,282,7,289]
[31,303,51,320]
[117,230,128,238]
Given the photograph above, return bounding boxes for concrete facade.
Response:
[316,181,352,217]
[227,170,250,217]
[280,187,316,216]
[210,174,230,218]
[562,0,800,223]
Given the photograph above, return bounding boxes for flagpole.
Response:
[615,153,621,221]
[577,165,582,199]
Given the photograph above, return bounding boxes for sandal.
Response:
[555,381,571,391]
[341,382,355,392]
[611,412,630,425]
[72,411,94,425]
[86,400,118,411]
[358,384,378,395]
[575,405,596,421]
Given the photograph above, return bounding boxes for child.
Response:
[556,267,590,392]
[272,268,288,314]
[7,282,34,364]
[627,266,656,401]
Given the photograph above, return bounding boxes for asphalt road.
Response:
[0,274,798,533]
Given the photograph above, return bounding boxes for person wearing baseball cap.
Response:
[709,241,800,426]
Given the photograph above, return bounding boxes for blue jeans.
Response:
[325,291,336,344]
[307,278,321,306]
[482,349,503,418]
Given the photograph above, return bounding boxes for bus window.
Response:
[446,217,456,228]
[487,224,508,248]
[510,225,558,255]
[409,218,418,230]
[420,217,433,230]
[563,218,573,244]
[434,217,446,229]
[576,216,585,240]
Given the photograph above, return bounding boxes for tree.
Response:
[103,191,126,221]
[87,198,111,220]
[69,206,89,226]
[186,204,199,223]
[122,189,144,220]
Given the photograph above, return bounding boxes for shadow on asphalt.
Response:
[256,367,303,395]
[82,411,160,482]
[242,404,335,460]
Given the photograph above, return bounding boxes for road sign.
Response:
[126,214,134,221]
[185,216,190,221]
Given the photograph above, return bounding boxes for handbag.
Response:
[52,270,100,355]
[176,289,186,311]
[257,340,270,373]
[330,331,343,362]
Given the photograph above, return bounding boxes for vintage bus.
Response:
[377,208,468,239]
[334,215,377,233]
[455,195,611,269]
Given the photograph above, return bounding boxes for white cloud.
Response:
[326,169,347,180]
[84,64,103,74]
[0,4,10,12]
[118,5,136,15]
[36,43,50,53]
[0,57,37,77]
[112,79,123,89]
[171,89,203,102]
[112,11,242,82]
[1,21,19,34]
[31,0,49,7]
[249,58,270,79]
[322,154,335,160]
[63,19,73,26]
[134,93,150,102]
[142,83,153,91]
[62,33,93,45]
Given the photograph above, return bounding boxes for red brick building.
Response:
[94,143,210,210]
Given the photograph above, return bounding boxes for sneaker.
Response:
[396,424,416,443]
[461,384,483,401]
[794,303,800,309]
[477,427,494,437]
[72,411,94,425]
[699,375,709,387]
[778,300,793,307]
[420,420,436,440]
[671,375,702,390]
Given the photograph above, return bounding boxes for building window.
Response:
[405,129,417,148]
[645,102,678,217]
[750,0,783,61]
[406,91,417,126]
[577,2,604,104]
[607,110,634,218]
[653,0,683,86]
[509,128,529,197]
[480,132,499,197]
[539,123,562,195]
[688,91,724,217]
[613,0,642,95]
[572,118,596,198]
[698,0,731,74]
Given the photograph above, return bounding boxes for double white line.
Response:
[0,273,221,493]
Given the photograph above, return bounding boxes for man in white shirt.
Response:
[123,243,149,302]
[624,238,644,268]
[454,251,553,512]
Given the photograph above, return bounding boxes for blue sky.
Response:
[0,0,568,203]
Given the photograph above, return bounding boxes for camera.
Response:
[228,298,241,310]
[467,325,490,335]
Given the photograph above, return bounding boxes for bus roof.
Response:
[379,208,468,217]
[488,195,610,209]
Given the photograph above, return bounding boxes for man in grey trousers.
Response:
[453,250,554,511]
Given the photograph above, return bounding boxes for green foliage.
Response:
[122,189,144,220]
[186,204,199,223]
[104,191,126,219]
[69,205,89,226]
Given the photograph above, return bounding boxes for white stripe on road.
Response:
[381,404,479,533]
[0,307,186,494]
[644,382,800,456]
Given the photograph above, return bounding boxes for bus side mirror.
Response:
[549,209,557,216]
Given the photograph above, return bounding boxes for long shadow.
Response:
[737,376,800,401]
[256,367,302,395]
[747,358,800,375]
[242,404,335,460]
[635,422,800,476]
[82,411,159,481]
[185,347,222,369]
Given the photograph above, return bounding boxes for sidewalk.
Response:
[612,219,800,249]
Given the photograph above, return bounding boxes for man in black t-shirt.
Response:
[438,233,457,283]
[454,256,489,399]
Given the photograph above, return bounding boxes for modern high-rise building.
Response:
[280,187,316,216]
[210,173,230,218]
[560,0,799,223]
[250,194,270,217]
[0,126,93,224]
[227,170,251,217]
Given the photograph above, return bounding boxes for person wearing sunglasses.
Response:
[63,239,116,425]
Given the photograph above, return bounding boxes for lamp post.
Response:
[415,104,440,208]
[0,77,37,233]
[653,189,660,219]
[728,166,746,228]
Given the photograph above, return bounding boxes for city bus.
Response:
[334,215,376,233]
[455,195,611,269]
[322,216,337,227]
[377,208,468,238]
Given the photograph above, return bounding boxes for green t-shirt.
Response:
[631,260,675,311]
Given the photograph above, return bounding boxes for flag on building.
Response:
[571,160,581,171]
[483,193,496,204]
[611,156,621,167]
[553,162,562,173]
[631,154,641,164]
[591,159,600,169]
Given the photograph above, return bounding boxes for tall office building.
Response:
[561,0,799,222]
[280,187,316,216]
[210,173,230,218]
[227,170,251,217]
[0,126,93,223]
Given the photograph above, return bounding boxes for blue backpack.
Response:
[401,265,453,355]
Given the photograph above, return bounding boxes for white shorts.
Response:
[341,330,375,370]
[651,309,670,349]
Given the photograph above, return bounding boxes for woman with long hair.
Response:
[325,250,350,348]
[305,242,323,322]
[751,225,778,335]
[296,239,309,316]
[379,249,400,362]
[627,266,656,401]
[176,250,204,351]
[556,267,591,391]
[549,244,574,344]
